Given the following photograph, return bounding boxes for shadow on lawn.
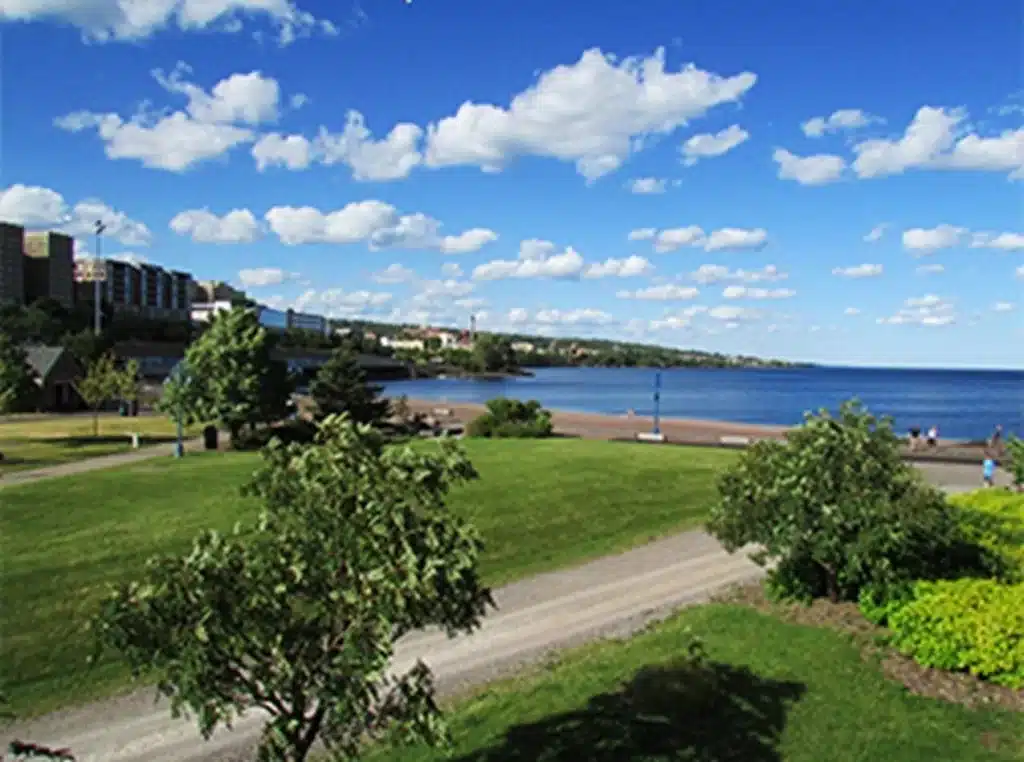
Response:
[452,660,806,762]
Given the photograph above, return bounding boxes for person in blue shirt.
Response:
[982,456,997,488]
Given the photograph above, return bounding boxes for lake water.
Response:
[381,366,1024,441]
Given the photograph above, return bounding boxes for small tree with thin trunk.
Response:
[0,336,38,414]
[706,399,985,603]
[309,343,390,427]
[75,353,123,436]
[93,415,493,762]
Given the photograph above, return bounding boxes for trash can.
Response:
[119,401,128,416]
[203,425,219,451]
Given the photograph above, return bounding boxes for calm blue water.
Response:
[381,366,1024,441]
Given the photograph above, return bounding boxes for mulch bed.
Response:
[715,582,1023,712]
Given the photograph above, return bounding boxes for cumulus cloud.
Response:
[263,201,497,254]
[0,0,338,45]
[616,284,700,301]
[844,307,861,316]
[169,207,261,243]
[472,242,585,281]
[993,301,1015,312]
[916,263,945,275]
[0,183,152,246]
[801,109,882,138]
[1017,265,1024,280]
[772,148,846,185]
[422,47,756,181]
[371,263,417,284]
[628,177,668,194]
[864,224,888,243]
[582,255,653,279]
[688,263,787,284]
[238,267,296,288]
[832,263,883,278]
[632,225,768,253]
[970,231,1024,251]
[290,287,393,317]
[721,285,795,300]
[877,294,956,326]
[55,64,286,171]
[902,225,966,253]
[681,124,749,166]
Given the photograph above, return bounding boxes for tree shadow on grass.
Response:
[452,660,806,762]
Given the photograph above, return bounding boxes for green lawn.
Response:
[0,415,202,474]
[369,605,1024,762]
[0,438,735,717]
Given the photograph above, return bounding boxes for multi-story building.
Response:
[23,231,75,308]
[76,258,193,322]
[286,309,327,334]
[0,222,25,305]
[194,280,246,304]
[191,300,289,331]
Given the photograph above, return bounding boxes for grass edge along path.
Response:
[368,604,1024,762]
[1,438,735,718]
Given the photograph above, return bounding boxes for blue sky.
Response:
[1,0,1022,369]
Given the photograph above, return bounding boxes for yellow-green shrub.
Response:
[889,578,1024,688]
[949,489,1024,579]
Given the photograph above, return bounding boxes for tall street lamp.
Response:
[164,362,191,458]
[93,220,107,336]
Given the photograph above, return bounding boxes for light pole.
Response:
[165,362,190,458]
[652,369,662,437]
[93,220,106,336]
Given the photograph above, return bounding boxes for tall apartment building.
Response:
[76,258,194,322]
[23,231,75,308]
[0,222,25,305]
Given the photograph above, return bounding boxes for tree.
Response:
[472,335,517,373]
[0,336,38,414]
[75,352,127,436]
[309,344,390,427]
[160,307,293,446]
[706,399,986,604]
[465,398,553,438]
[93,416,493,762]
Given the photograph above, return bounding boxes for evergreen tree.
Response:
[309,343,390,426]
[0,335,38,414]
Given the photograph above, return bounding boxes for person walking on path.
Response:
[926,425,939,448]
[982,455,997,488]
[989,424,1004,453]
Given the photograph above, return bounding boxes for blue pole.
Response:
[174,409,184,458]
[653,370,662,436]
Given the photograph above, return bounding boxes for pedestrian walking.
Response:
[983,456,997,488]
[926,425,938,448]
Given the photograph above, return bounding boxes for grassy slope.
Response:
[371,605,1024,762]
[0,439,735,717]
[0,416,201,473]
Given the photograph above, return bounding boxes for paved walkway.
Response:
[0,436,206,487]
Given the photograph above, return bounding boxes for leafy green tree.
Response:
[706,399,987,603]
[472,334,517,373]
[1005,436,1024,491]
[309,344,390,426]
[94,416,493,762]
[160,307,293,446]
[466,398,553,438]
[0,336,38,414]
[75,352,126,436]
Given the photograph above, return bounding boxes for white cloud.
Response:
[0,183,152,246]
[169,207,261,243]
[291,287,393,317]
[252,133,314,170]
[902,225,966,253]
[844,307,861,316]
[534,308,615,326]
[238,267,294,288]
[689,263,787,284]
[681,124,749,166]
[801,109,881,138]
[628,177,667,194]
[970,231,1024,251]
[852,106,1024,180]
[372,264,417,284]
[864,224,887,243]
[264,201,496,253]
[617,284,700,301]
[708,305,761,322]
[1017,265,1024,280]
[832,263,883,278]
[582,255,653,279]
[0,0,337,45]
[423,47,757,181]
[55,64,285,171]
[472,244,585,281]
[637,225,768,253]
[916,263,945,275]
[441,262,463,278]
[878,294,956,326]
[993,301,1015,312]
[772,148,846,185]
[722,285,795,300]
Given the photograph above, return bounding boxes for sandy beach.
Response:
[398,398,993,463]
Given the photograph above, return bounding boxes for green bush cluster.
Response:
[887,578,1024,689]
[466,398,554,439]
[1004,435,1024,489]
[950,489,1024,579]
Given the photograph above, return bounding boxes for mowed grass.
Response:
[369,605,1024,762]
[0,438,735,717]
[0,415,201,474]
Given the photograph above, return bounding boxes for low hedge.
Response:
[887,578,1024,689]
[466,398,554,439]
[950,489,1024,580]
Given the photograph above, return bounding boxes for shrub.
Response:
[707,399,990,603]
[466,398,553,439]
[949,489,1024,580]
[888,578,1024,689]
[857,582,916,626]
[1004,435,1024,490]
